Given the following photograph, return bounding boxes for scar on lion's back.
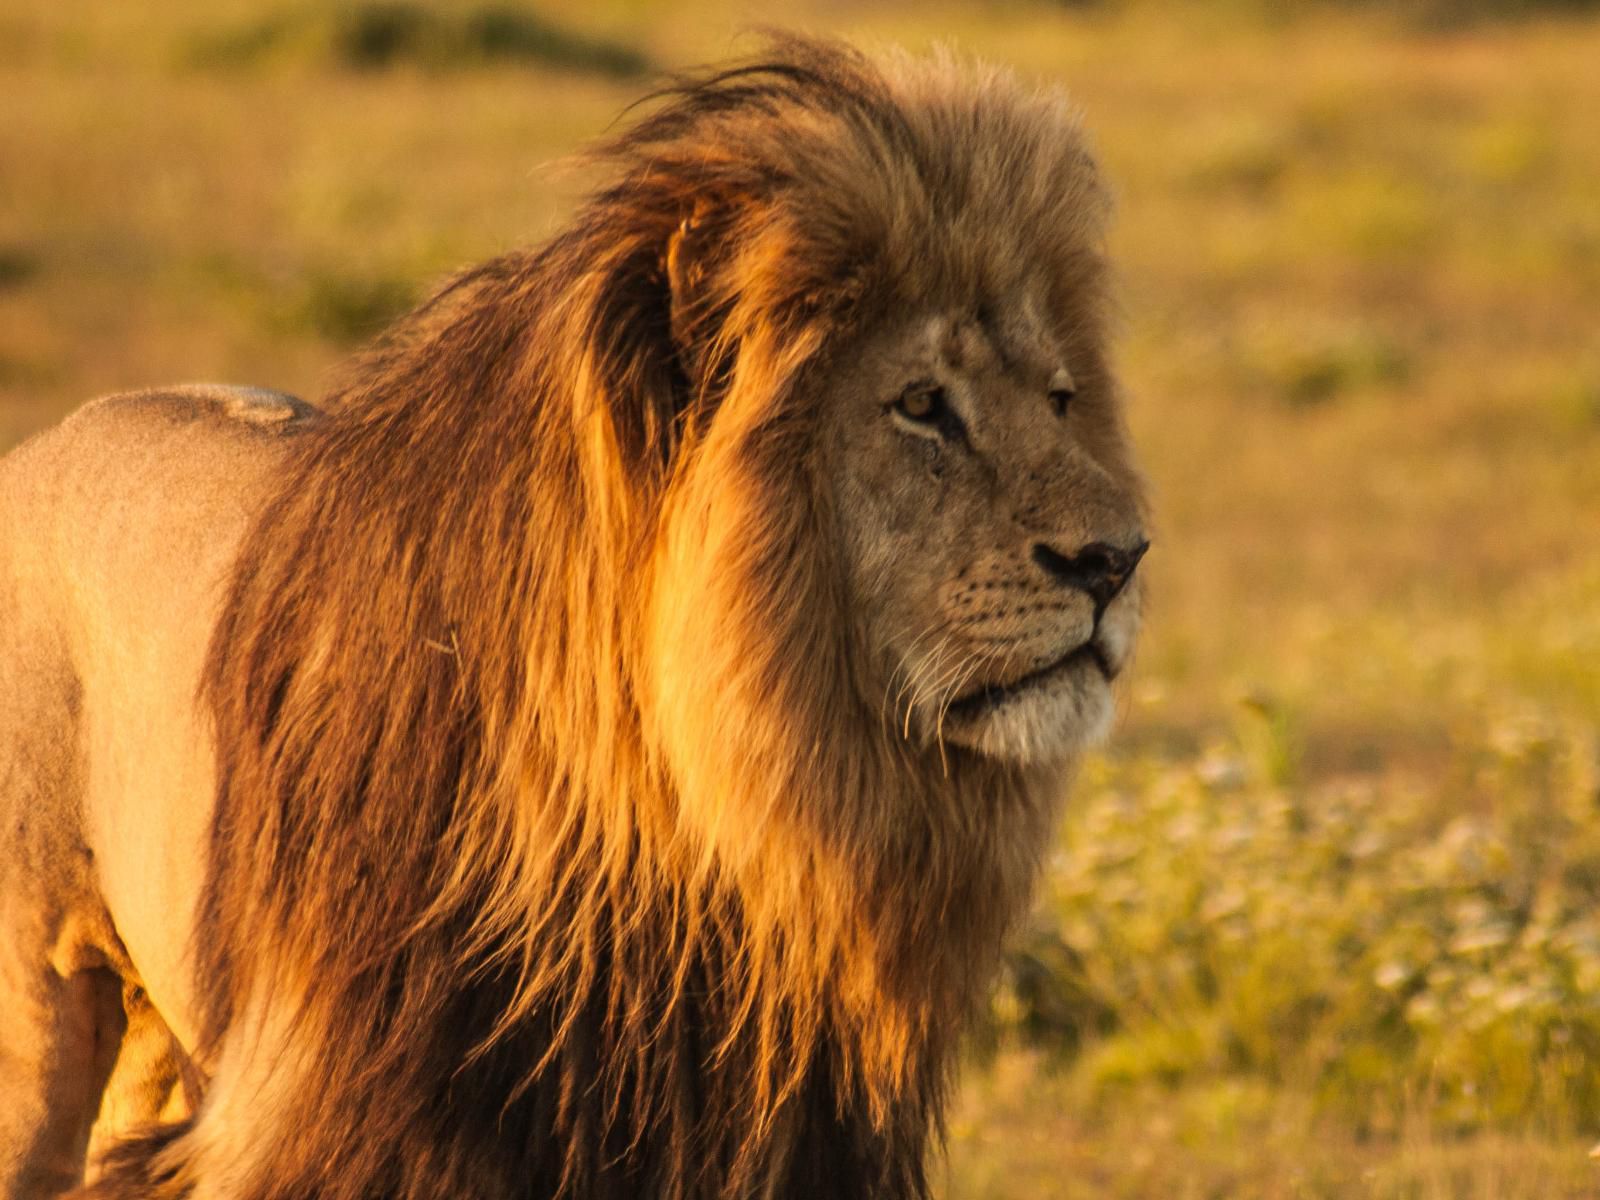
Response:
[116,383,320,432]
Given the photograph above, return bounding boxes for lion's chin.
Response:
[937,653,1116,766]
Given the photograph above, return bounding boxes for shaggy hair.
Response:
[90,35,1114,1200]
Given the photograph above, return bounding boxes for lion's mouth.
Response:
[946,641,1113,720]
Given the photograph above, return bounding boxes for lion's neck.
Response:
[332,718,1054,1198]
[471,745,1064,1197]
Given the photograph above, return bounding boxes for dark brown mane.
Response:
[88,34,1112,1200]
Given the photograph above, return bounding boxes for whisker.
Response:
[933,645,1002,767]
[879,621,944,737]
[899,632,956,740]
[917,643,994,770]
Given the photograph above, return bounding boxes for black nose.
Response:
[1032,538,1149,611]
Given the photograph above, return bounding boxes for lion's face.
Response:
[820,304,1146,766]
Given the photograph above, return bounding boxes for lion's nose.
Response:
[1031,537,1149,611]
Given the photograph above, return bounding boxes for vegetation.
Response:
[2,0,1597,1194]
[184,3,652,78]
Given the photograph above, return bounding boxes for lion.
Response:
[0,35,1147,1200]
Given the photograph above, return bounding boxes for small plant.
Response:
[0,245,39,291]
[289,268,420,343]
[1243,319,1412,407]
[186,3,650,78]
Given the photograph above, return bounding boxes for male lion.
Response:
[0,36,1147,1200]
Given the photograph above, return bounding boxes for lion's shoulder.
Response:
[2,383,316,554]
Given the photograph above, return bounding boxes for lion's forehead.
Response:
[914,302,1059,387]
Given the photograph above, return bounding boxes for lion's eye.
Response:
[895,386,946,424]
[1049,386,1077,417]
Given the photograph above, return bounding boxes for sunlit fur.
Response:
[88,36,1138,1200]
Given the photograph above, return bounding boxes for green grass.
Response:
[2,1,1598,1195]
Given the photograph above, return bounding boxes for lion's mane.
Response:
[92,36,1112,1200]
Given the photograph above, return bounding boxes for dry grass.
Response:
[3,1,1598,1195]
[948,1051,1597,1199]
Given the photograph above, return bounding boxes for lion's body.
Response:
[0,387,309,1194]
[0,38,1145,1200]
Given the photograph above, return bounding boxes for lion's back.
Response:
[0,383,316,1057]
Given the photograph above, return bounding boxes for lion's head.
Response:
[818,306,1146,763]
[653,280,1147,771]
[92,35,1149,1200]
[623,44,1145,789]
[634,41,1147,915]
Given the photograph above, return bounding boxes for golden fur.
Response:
[0,35,1145,1200]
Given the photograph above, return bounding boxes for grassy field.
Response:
[4,0,1599,1195]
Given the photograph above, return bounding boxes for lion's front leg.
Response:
[0,929,126,1200]
[0,585,126,1197]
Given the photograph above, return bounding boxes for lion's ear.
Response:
[664,212,703,349]
[663,196,738,394]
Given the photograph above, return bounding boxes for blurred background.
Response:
[3,0,1598,1195]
